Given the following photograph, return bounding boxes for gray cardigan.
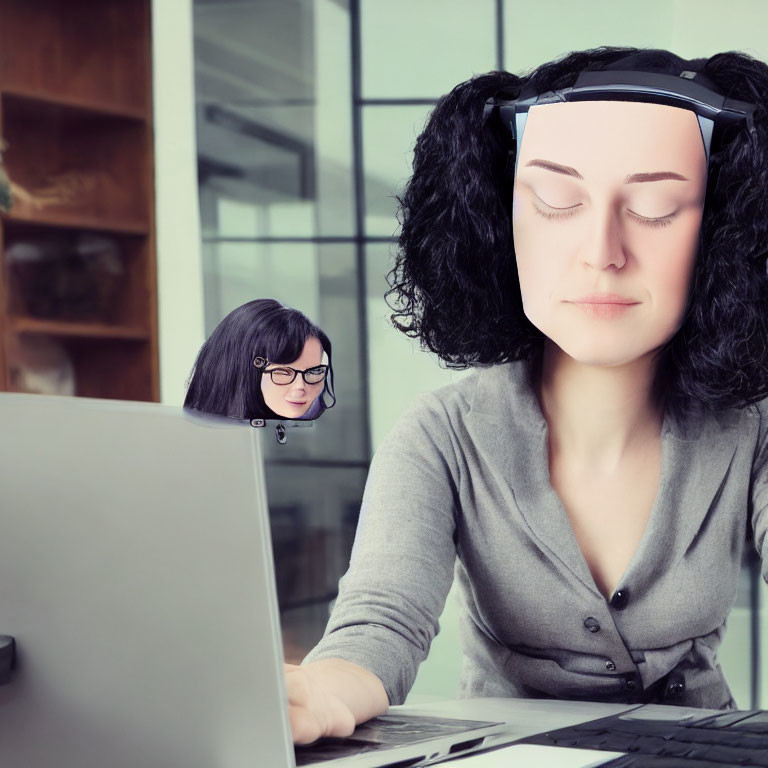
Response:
[304,361,768,709]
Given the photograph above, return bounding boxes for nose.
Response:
[287,377,307,396]
[579,203,627,271]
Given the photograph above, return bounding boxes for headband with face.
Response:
[485,69,757,176]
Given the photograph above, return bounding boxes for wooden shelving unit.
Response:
[0,0,158,401]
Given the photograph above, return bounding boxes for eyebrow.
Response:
[525,159,583,179]
[624,171,689,183]
[525,159,689,183]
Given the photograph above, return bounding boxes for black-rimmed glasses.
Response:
[262,364,329,386]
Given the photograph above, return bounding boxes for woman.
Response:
[184,298,335,421]
[287,47,768,743]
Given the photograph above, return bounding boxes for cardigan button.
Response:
[610,588,630,611]
[583,617,601,633]
[623,675,638,692]
[605,660,616,672]
[665,673,686,700]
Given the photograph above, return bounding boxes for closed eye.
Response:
[533,203,680,228]
[533,203,581,220]
[533,192,581,212]
[627,209,679,228]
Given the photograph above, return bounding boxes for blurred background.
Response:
[0,0,765,710]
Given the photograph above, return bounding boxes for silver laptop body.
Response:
[0,394,501,768]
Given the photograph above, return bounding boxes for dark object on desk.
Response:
[523,707,768,767]
[0,636,15,684]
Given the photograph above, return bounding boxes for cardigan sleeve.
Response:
[302,390,461,704]
[750,401,768,582]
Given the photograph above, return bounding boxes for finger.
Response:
[284,667,312,707]
[322,696,357,739]
[289,705,323,745]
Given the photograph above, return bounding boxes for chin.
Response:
[280,406,309,419]
[552,337,656,369]
[539,313,681,370]
[264,402,305,419]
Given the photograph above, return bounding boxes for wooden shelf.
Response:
[0,0,151,116]
[10,317,150,341]
[0,0,159,402]
[2,209,149,236]
[0,94,151,227]
[0,87,148,122]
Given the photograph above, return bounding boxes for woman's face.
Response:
[512,100,708,368]
[260,336,326,419]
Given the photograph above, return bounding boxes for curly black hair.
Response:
[184,298,335,421]
[387,46,768,415]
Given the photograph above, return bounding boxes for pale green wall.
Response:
[153,0,206,406]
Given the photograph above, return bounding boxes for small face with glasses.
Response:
[259,336,328,419]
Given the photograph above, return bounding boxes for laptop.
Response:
[0,393,505,768]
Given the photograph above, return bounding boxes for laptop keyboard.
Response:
[523,709,768,767]
[294,714,497,766]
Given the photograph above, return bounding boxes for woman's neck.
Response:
[537,341,663,471]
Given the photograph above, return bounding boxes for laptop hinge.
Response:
[0,636,15,684]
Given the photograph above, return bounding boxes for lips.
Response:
[569,293,638,305]
[567,294,639,319]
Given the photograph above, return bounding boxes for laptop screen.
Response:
[0,394,294,768]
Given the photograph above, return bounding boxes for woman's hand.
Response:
[285,663,357,744]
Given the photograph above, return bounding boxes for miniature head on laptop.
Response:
[184,298,335,421]
[387,47,768,417]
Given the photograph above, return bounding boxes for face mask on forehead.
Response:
[485,68,757,179]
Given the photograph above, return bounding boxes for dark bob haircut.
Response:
[184,298,335,421]
[387,46,768,415]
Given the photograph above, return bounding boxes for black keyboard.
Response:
[523,708,768,767]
